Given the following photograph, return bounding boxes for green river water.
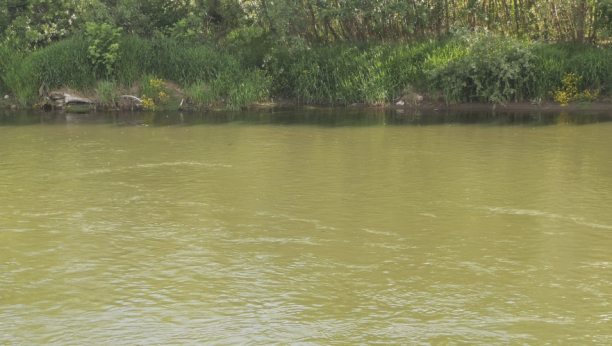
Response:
[1,109,612,345]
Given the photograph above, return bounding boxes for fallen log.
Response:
[64,93,94,104]
[49,92,64,100]
[121,95,142,103]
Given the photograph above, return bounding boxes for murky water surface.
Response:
[1,109,612,345]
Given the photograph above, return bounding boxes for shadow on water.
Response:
[1,108,611,127]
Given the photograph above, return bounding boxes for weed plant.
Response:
[94,80,118,106]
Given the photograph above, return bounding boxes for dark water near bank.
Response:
[2,107,612,127]
[1,109,612,345]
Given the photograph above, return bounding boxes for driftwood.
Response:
[121,95,142,103]
[64,94,94,105]
[43,92,143,109]
[39,82,47,98]
[49,92,64,100]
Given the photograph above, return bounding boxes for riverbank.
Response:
[2,33,612,111]
[3,92,610,114]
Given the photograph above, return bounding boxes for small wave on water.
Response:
[80,161,233,176]
[254,211,339,231]
[483,206,612,230]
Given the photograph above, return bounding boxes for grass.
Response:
[186,81,216,107]
[3,33,612,109]
[94,80,119,107]
[265,39,463,105]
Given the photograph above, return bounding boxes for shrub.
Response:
[85,22,123,77]
[428,34,537,104]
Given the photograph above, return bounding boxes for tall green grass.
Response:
[94,79,119,106]
[0,45,39,106]
[4,33,612,108]
[1,39,95,106]
[32,39,96,90]
[265,40,463,105]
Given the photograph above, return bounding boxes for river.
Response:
[1,109,612,345]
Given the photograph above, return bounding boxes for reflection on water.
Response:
[2,108,611,127]
[1,109,612,345]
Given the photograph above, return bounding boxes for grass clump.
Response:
[212,69,271,110]
[94,80,119,107]
[0,53,39,107]
[266,40,454,105]
[186,81,216,107]
[31,38,96,91]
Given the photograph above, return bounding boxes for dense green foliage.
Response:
[85,22,123,77]
[2,0,612,108]
[0,35,271,109]
[3,32,612,108]
[265,35,612,105]
[1,0,610,48]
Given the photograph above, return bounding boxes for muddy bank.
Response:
[2,89,612,113]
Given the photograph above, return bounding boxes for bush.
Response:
[428,34,537,104]
[85,22,123,77]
